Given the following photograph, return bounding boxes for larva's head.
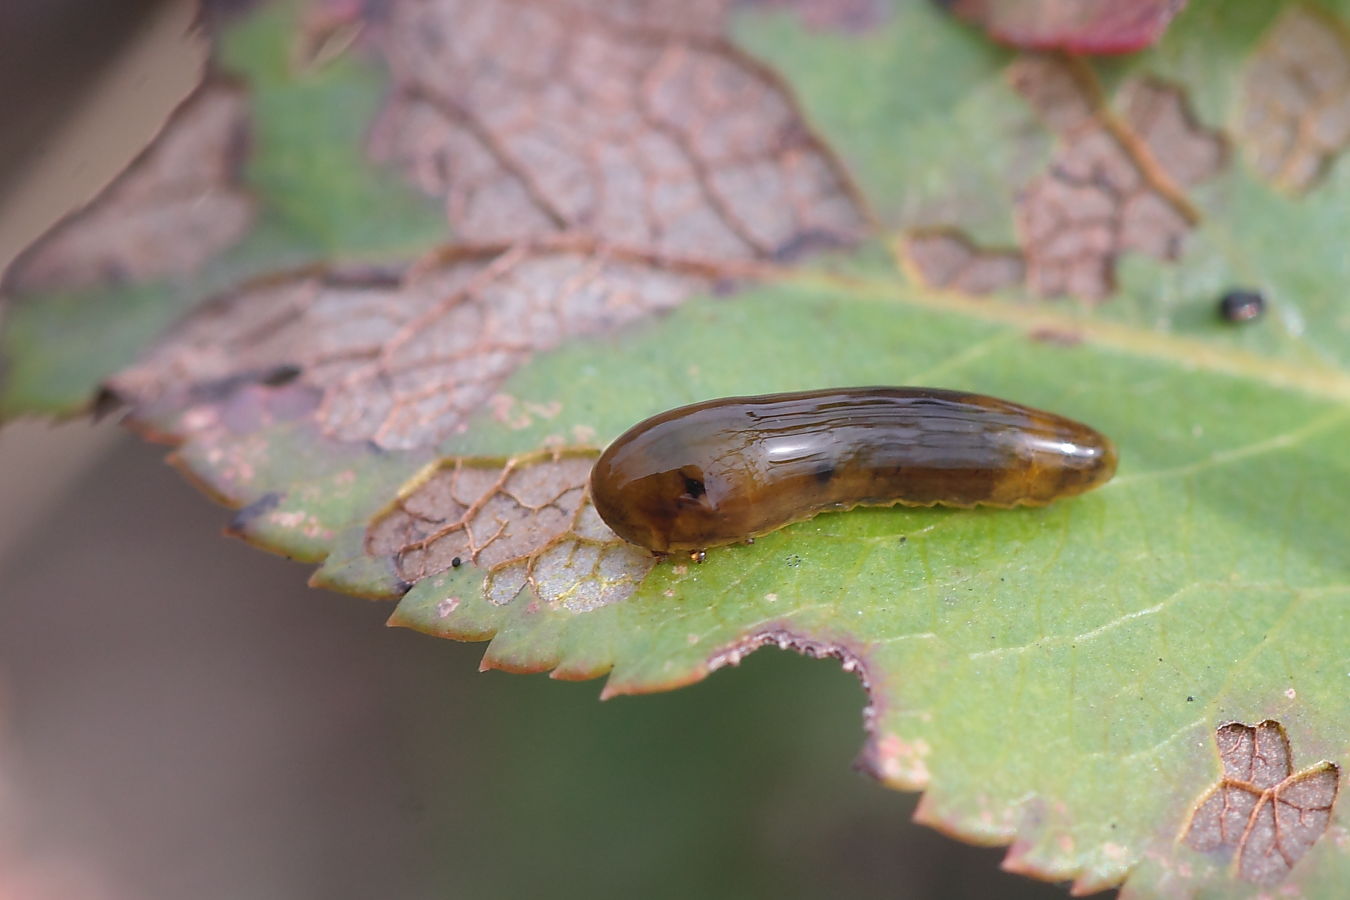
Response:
[589,450,724,554]
[589,402,751,554]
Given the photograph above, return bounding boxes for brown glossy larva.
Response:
[589,387,1117,555]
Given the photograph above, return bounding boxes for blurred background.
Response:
[0,2,1072,897]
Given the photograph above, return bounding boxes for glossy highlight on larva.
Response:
[589,387,1117,554]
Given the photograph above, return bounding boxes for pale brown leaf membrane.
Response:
[109,242,715,450]
[367,450,654,612]
[898,229,1025,294]
[3,79,254,292]
[367,0,868,258]
[1182,720,1340,885]
[1009,57,1224,300]
[562,0,730,36]
[903,58,1224,301]
[1240,4,1350,193]
[735,0,892,34]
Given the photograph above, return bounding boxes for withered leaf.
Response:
[904,55,1225,300]
[898,229,1024,295]
[369,0,868,257]
[1010,57,1224,299]
[1183,720,1340,885]
[109,242,715,451]
[367,450,652,612]
[735,0,892,34]
[1239,4,1350,193]
[4,80,254,292]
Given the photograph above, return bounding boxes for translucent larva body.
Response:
[589,387,1117,554]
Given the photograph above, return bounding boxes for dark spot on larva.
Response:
[1219,288,1265,322]
[260,363,303,386]
[683,475,706,499]
[451,556,462,568]
[814,463,836,484]
[225,491,283,536]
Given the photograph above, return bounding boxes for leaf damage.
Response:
[3,80,255,293]
[368,0,870,256]
[1182,720,1340,885]
[898,229,1024,295]
[901,56,1225,300]
[108,243,715,451]
[1239,3,1350,194]
[367,449,653,612]
[735,0,893,34]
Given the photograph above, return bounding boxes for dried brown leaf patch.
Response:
[1240,4,1350,193]
[368,449,654,612]
[1182,720,1340,885]
[109,243,714,451]
[736,0,892,34]
[901,56,1225,300]
[369,0,868,257]
[4,80,254,292]
[899,229,1025,295]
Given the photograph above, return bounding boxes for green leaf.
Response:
[2,0,1347,895]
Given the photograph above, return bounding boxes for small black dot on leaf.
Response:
[1218,288,1265,323]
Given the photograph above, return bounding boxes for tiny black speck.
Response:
[1187,696,1194,702]
[451,556,462,568]
[1218,288,1265,323]
[683,475,706,498]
